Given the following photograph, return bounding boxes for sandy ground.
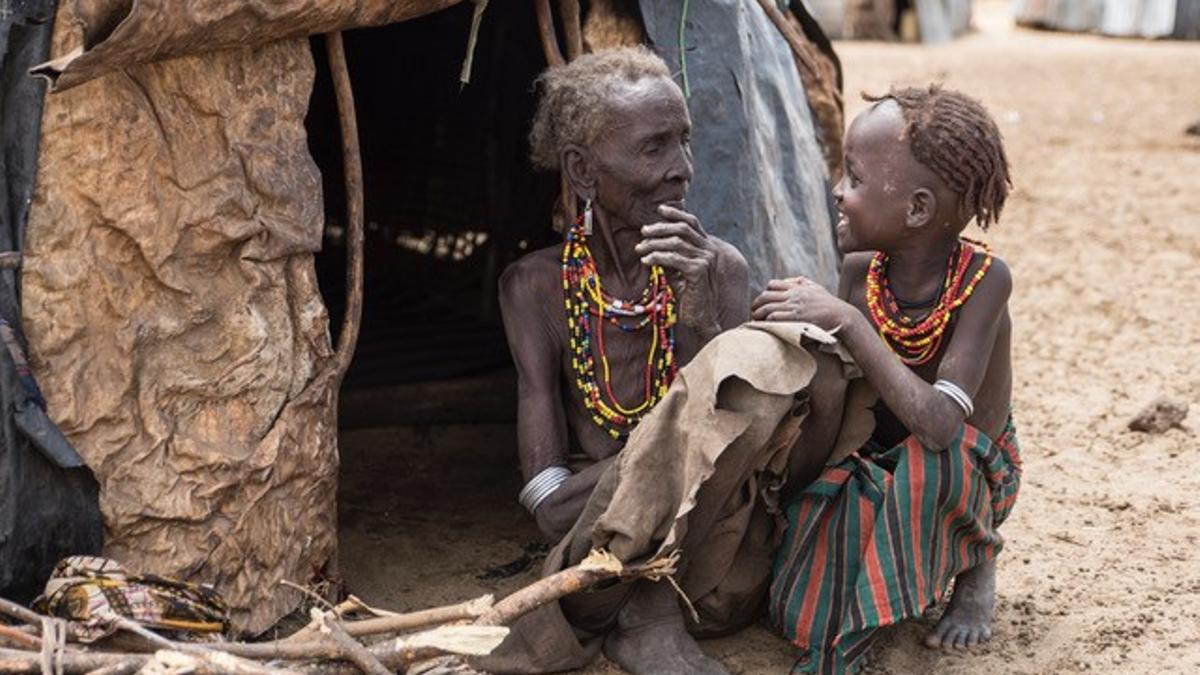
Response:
[339,2,1200,672]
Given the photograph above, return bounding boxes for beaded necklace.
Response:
[865,237,993,366]
[561,217,678,441]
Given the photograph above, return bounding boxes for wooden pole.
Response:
[535,0,565,66]
[324,31,365,384]
[557,0,583,59]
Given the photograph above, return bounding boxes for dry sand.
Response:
[339,2,1200,672]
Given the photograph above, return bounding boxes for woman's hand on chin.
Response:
[751,277,854,331]
[634,204,721,332]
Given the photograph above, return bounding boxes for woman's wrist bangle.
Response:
[518,466,572,514]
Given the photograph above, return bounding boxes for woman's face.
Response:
[587,77,694,233]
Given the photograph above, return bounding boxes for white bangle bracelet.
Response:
[933,379,974,418]
[518,466,572,514]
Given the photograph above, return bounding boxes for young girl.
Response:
[752,85,1022,673]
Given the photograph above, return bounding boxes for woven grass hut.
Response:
[1,0,843,634]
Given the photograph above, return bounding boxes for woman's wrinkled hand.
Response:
[635,205,720,331]
[751,276,853,330]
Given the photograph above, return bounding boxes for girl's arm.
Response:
[753,257,1011,450]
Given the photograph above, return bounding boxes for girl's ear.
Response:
[905,187,937,229]
[562,143,596,201]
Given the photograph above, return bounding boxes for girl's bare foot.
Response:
[924,560,996,650]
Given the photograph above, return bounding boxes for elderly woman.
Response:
[495,48,752,674]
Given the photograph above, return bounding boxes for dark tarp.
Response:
[32,0,464,91]
[1173,0,1200,38]
[0,0,103,604]
[640,0,841,291]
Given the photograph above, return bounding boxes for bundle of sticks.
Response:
[0,550,677,675]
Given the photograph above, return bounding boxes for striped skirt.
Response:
[768,419,1022,674]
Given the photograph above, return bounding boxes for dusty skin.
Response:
[337,2,1200,672]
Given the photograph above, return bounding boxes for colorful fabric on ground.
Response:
[33,556,228,642]
[768,418,1022,674]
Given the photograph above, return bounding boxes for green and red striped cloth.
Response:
[769,419,1022,674]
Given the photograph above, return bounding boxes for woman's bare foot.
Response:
[925,560,996,649]
[602,581,730,675]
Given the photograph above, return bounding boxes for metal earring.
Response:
[583,198,593,235]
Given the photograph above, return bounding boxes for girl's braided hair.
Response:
[865,85,1011,229]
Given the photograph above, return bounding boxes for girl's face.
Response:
[832,101,919,254]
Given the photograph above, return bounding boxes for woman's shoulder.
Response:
[499,245,562,299]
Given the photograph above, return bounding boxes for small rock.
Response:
[1128,397,1188,433]
[1188,120,1200,136]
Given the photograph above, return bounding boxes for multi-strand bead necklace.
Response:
[561,218,678,440]
[865,238,993,366]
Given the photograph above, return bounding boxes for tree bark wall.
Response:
[21,4,338,635]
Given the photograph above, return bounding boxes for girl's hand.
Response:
[751,277,854,330]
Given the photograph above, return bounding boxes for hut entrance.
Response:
[305,4,555,603]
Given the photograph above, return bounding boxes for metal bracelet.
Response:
[518,465,572,514]
[933,379,974,418]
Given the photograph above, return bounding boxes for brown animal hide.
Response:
[35,0,464,91]
[22,5,338,635]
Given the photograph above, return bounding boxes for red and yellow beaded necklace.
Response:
[561,217,678,440]
[865,238,993,366]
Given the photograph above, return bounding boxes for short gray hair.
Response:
[528,47,673,170]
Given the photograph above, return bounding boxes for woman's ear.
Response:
[562,143,596,201]
[905,187,937,229]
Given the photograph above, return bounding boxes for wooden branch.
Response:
[83,660,142,675]
[325,30,365,384]
[0,598,44,627]
[477,550,678,625]
[341,594,493,638]
[0,552,675,675]
[0,624,40,649]
[534,0,565,66]
[0,647,144,673]
[0,251,21,270]
[146,649,298,675]
[557,0,583,60]
[320,613,390,675]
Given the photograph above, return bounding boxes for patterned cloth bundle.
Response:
[33,556,228,642]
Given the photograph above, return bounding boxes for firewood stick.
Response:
[111,614,314,667]
[148,649,298,675]
[0,597,43,627]
[0,597,81,641]
[476,549,677,626]
[327,551,678,674]
[341,595,493,638]
[1,550,677,675]
[0,647,143,673]
[0,623,40,649]
[319,613,390,675]
[84,659,143,675]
